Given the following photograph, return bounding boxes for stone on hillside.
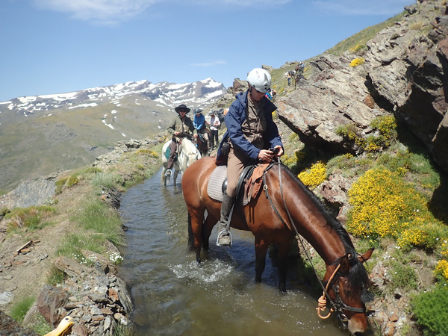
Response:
[114,277,133,313]
[0,310,38,336]
[37,285,70,327]
[0,291,14,305]
[54,256,100,277]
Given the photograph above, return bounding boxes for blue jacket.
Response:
[217,90,283,162]
[193,113,206,131]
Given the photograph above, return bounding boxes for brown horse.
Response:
[195,130,210,157]
[182,157,373,334]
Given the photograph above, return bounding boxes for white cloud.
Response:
[33,0,292,24]
[33,0,160,24]
[190,60,227,67]
[312,0,414,16]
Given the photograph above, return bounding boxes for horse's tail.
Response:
[187,212,195,251]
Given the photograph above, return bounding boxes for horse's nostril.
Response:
[366,309,376,316]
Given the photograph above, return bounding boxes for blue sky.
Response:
[0,0,415,102]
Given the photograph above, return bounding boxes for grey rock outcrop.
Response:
[276,53,387,154]
[366,0,448,174]
[277,0,448,174]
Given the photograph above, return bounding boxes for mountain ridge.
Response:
[0,77,226,191]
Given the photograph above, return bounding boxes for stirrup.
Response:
[216,229,232,247]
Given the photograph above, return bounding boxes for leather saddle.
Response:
[207,163,269,206]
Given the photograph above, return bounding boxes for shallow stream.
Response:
[118,169,349,336]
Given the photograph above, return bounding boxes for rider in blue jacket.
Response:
[215,68,284,246]
[193,108,210,150]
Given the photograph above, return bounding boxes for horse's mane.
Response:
[275,163,370,290]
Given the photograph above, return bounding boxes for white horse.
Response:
[161,138,201,186]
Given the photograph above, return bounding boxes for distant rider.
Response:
[166,104,194,176]
[193,108,210,149]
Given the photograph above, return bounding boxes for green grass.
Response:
[57,232,111,265]
[325,11,407,56]
[75,198,124,245]
[90,171,124,190]
[387,259,419,291]
[32,314,53,335]
[57,196,125,263]
[10,296,35,322]
[113,324,135,336]
[4,206,56,231]
[47,266,66,285]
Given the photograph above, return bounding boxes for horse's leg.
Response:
[161,167,167,186]
[173,169,179,186]
[276,238,294,293]
[202,214,218,251]
[254,237,269,284]
[187,207,205,263]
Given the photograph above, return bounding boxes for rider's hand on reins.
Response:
[258,147,284,163]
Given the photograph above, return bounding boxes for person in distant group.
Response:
[193,108,210,148]
[206,110,220,149]
[215,68,284,246]
[165,104,194,176]
[285,71,292,86]
[296,61,305,74]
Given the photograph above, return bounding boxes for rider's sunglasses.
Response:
[178,109,187,113]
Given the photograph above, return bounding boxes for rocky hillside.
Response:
[276,0,448,176]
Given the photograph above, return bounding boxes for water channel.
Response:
[118,168,349,336]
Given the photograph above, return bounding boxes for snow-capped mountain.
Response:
[0,78,226,191]
[0,78,226,116]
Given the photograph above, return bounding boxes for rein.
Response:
[262,160,365,321]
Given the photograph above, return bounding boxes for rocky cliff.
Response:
[277,0,448,175]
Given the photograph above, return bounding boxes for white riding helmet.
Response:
[247,68,271,94]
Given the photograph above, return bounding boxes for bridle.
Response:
[262,161,367,323]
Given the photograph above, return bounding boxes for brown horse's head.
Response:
[324,248,374,334]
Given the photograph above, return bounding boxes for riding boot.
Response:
[217,192,235,246]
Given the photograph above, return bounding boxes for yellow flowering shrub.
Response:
[370,115,397,141]
[281,154,296,167]
[442,242,448,258]
[347,167,448,252]
[336,116,397,153]
[135,148,159,158]
[436,260,448,280]
[350,57,365,67]
[348,167,427,238]
[298,162,327,188]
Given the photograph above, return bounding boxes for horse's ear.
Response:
[358,248,374,263]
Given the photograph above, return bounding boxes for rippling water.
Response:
[118,169,349,336]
